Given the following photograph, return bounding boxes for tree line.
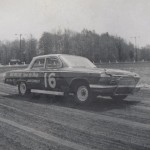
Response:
[0,29,150,64]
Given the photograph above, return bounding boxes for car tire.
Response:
[73,82,91,104]
[18,82,31,96]
[111,95,127,100]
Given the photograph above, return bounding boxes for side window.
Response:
[31,58,45,69]
[46,57,62,69]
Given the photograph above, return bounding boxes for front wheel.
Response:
[18,82,30,96]
[73,83,91,104]
[111,95,127,100]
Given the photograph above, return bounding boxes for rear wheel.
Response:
[18,82,30,96]
[111,95,127,100]
[73,82,91,104]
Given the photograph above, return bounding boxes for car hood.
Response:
[104,68,139,77]
[64,67,139,77]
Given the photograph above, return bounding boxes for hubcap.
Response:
[20,83,26,95]
[77,86,88,102]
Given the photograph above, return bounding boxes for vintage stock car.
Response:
[3,54,140,104]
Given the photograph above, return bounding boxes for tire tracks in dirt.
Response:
[0,83,150,149]
[0,95,149,149]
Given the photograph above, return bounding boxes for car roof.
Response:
[33,54,84,59]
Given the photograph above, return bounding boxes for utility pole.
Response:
[15,34,22,62]
[130,36,140,61]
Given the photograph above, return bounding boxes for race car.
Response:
[3,54,140,104]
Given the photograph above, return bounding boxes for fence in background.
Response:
[0,61,150,73]
[95,61,150,69]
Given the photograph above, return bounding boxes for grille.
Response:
[110,76,118,85]
[114,76,136,95]
[110,80,117,85]
[118,77,136,87]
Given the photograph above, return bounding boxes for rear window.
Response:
[46,57,62,68]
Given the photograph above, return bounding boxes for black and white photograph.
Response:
[0,0,150,149]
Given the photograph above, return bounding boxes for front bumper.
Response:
[91,75,140,96]
[90,84,140,96]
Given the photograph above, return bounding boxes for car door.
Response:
[27,58,45,89]
[43,56,64,92]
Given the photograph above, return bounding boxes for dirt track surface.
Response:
[0,83,150,150]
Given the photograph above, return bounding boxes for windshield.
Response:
[60,55,96,68]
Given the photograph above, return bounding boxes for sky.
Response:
[0,0,150,47]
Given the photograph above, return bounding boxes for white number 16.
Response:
[44,73,56,88]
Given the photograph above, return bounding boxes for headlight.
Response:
[100,73,111,78]
[99,73,111,84]
[134,73,140,78]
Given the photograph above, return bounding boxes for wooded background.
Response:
[0,29,150,64]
